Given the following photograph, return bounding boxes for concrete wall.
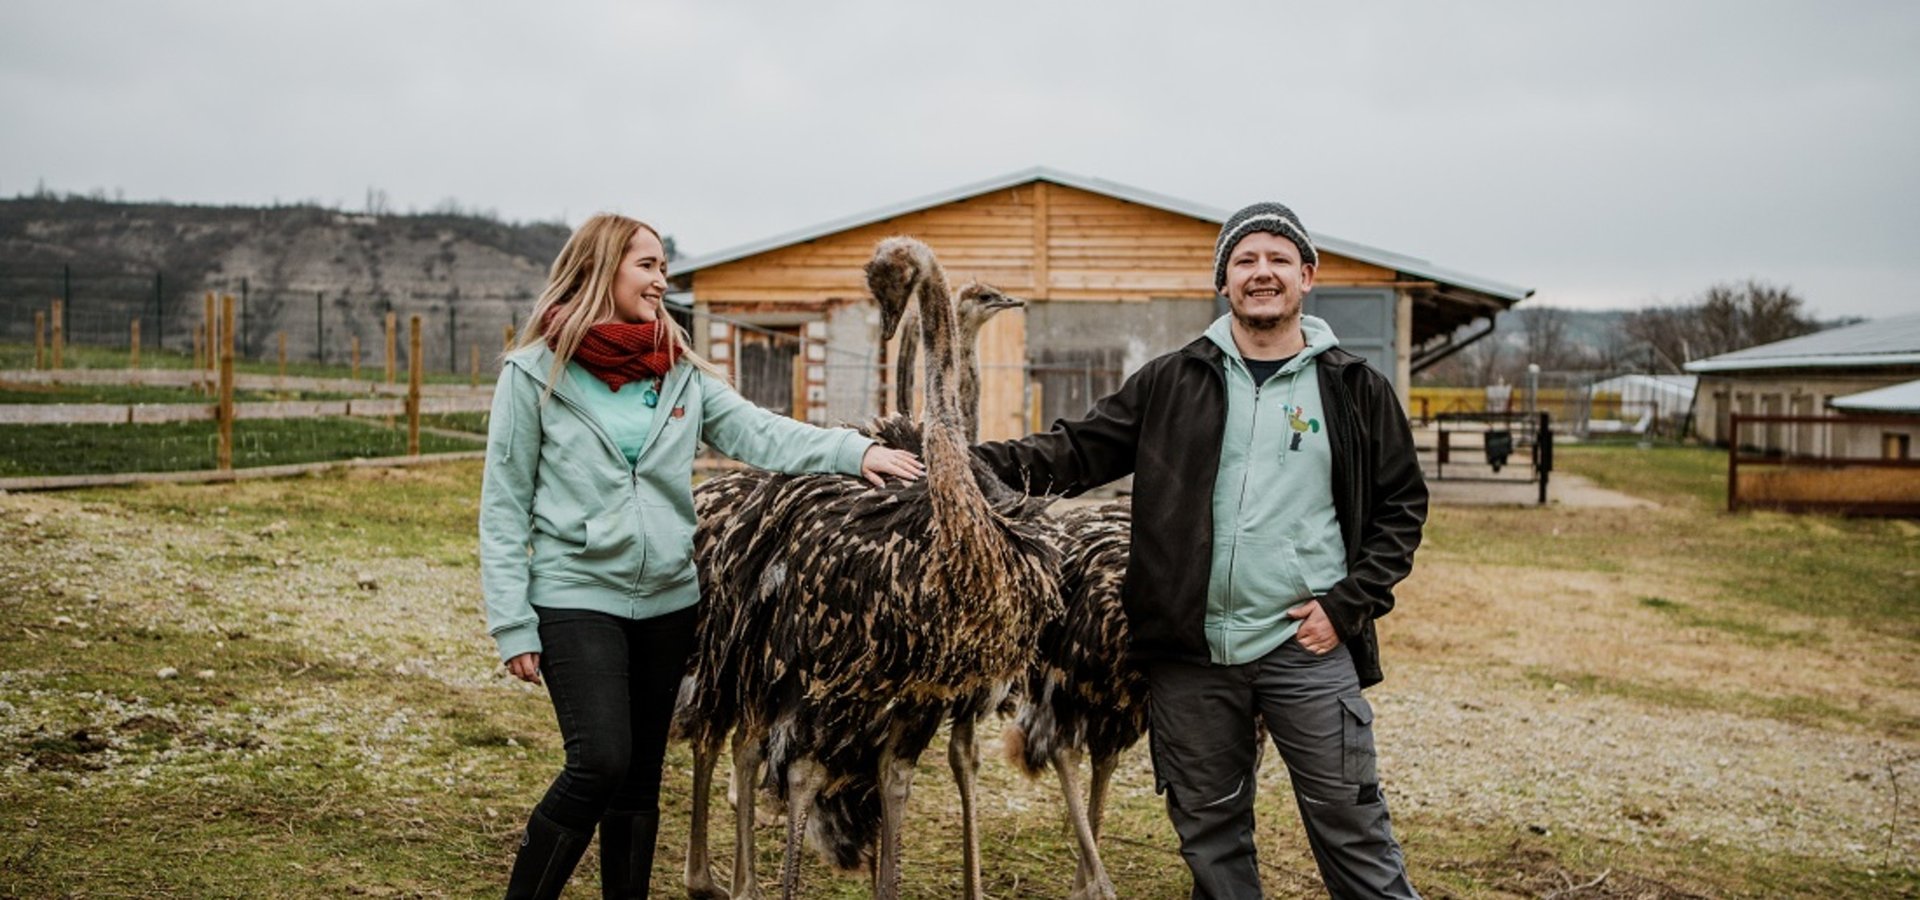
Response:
[823,300,883,426]
[1697,370,1920,448]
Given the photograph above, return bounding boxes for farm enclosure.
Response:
[0,446,1914,897]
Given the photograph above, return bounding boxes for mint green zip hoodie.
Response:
[478,344,873,662]
[1203,313,1349,665]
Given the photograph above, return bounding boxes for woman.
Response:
[479,214,922,899]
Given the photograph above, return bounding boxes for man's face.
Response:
[1222,231,1315,332]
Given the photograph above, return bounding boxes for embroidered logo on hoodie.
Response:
[1285,404,1321,451]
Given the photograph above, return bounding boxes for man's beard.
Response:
[1235,311,1285,332]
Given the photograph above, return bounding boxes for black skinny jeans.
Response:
[531,604,697,832]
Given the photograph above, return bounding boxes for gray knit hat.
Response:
[1213,202,1318,289]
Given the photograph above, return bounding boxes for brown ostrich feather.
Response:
[681,238,1062,897]
[1007,499,1144,778]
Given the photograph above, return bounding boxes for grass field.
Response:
[0,380,363,405]
[0,342,485,385]
[0,418,481,477]
[0,445,1914,897]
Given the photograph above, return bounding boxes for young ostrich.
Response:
[1005,500,1140,900]
[684,240,1059,900]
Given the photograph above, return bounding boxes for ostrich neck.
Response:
[916,277,982,522]
[895,308,919,420]
[957,340,981,444]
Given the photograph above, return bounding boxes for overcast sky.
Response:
[4,1,1917,320]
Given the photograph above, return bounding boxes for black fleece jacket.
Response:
[974,336,1428,688]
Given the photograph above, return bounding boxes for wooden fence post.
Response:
[408,315,423,456]
[50,300,64,370]
[33,311,45,369]
[385,312,397,386]
[218,295,236,472]
[192,331,204,392]
[129,320,141,370]
[201,291,215,389]
[470,345,479,388]
[203,292,216,380]
[351,334,361,383]
[790,352,807,422]
[503,323,515,353]
[1728,413,1741,513]
[277,331,287,389]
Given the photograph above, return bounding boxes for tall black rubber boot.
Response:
[506,808,592,900]
[598,810,661,899]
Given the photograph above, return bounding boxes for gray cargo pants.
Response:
[1146,640,1419,899]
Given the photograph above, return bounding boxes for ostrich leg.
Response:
[1088,750,1121,843]
[730,730,767,900]
[685,739,727,899]
[947,715,984,900]
[1051,747,1117,900]
[778,760,824,900]
[875,745,918,900]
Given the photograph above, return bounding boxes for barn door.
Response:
[738,326,799,416]
[1304,288,1396,388]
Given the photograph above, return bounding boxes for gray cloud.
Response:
[4,0,1915,318]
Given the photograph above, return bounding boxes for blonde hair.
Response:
[512,213,726,395]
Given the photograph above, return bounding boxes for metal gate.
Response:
[1428,411,1554,504]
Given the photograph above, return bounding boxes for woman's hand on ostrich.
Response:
[506,652,542,685]
[860,445,925,487]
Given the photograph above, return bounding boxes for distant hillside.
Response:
[0,197,570,369]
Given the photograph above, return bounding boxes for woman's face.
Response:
[610,229,668,324]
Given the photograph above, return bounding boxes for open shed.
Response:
[671,167,1532,440]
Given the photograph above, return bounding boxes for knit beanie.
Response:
[1213,202,1318,289]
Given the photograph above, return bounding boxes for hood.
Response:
[1204,313,1340,374]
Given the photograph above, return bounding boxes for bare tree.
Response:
[1624,279,1819,366]
[1521,307,1570,369]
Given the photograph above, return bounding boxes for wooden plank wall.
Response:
[693,181,1402,303]
[692,178,1408,436]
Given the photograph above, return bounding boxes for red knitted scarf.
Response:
[544,307,683,392]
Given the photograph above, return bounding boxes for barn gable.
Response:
[673,167,1531,439]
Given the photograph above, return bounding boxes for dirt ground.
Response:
[1,463,1915,896]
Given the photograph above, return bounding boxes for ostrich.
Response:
[1004,500,1139,900]
[683,240,1059,899]
[680,285,1020,899]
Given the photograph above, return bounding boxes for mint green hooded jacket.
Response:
[1202,314,1348,665]
[478,344,873,662]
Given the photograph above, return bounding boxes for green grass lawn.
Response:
[1538,442,1919,638]
[0,417,480,477]
[1555,440,1728,511]
[421,411,491,435]
[0,342,485,385]
[0,381,364,405]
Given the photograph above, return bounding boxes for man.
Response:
[976,202,1427,898]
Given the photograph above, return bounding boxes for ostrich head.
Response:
[866,237,937,343]
[954,282,1025,339]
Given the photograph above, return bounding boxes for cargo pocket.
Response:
[1149,727,1251,814]
[1339,694,1378,785]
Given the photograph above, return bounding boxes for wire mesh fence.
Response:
[0,267,527,378]
[1411,369,1698,441]
[0,269,1154,483]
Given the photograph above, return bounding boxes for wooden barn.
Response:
[669,167,1533,441]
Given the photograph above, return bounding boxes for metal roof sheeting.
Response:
[1686,312,1920,373]
[1830,378,1920,414]
[672,166,1534,302]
